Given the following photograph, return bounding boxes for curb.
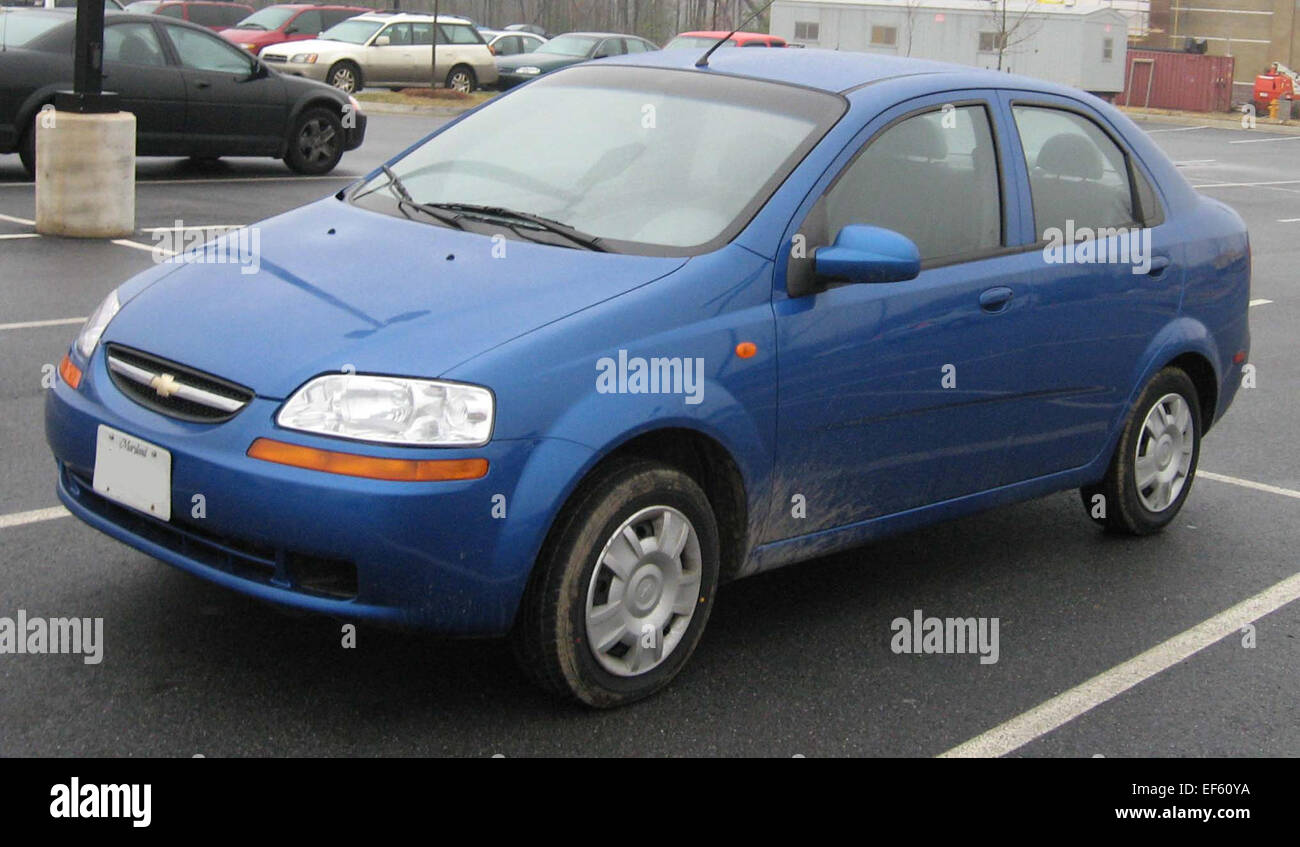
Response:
[1118,107,1300,136]
[355,100,475,117]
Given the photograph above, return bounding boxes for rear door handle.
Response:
[194,80,211,90]
[979,286,1014,313]
[1146,255,1171,277]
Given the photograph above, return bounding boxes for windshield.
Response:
[124,1,160,10]
[233,7,296,30]
[665,35,736,49]
[319,18,381,44]
[536,34,596,56]
[353,66,843,253]
[0,11,65,47]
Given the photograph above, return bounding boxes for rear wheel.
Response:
[1080,368,1201,535]
[445,65,476,93]
[511,459,720,707]
[284,107,343,175]
[18,123,36,177]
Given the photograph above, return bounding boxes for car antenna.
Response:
[695,0,777,68]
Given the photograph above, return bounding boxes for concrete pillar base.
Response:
[35,110,136,239]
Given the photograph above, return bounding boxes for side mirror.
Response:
[813,224,921,284]
[375,35,390,46]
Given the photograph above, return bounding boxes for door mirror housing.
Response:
[375,34,390,46]
[813,224,921,285]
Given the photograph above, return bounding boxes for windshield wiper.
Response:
[424,203,607,252]
[371,165,465,230]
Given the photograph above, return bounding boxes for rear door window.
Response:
[1011,105,1137,239]
[104,21,167,66]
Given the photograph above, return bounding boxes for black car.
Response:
[0,9,366,175]
[495,31,658,89]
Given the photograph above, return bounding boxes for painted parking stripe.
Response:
[0,317,84,331]
[0,506,69,530]
[0,233,39,240]
[940,570,1300,758]
[0,212,34,225]
[1279,218,1300,222]
[1144,125,1210,133]
[1193,179,1300,189]
[1250,298,1274,306]
[139,224,245,233]
[1199,470,1300,500]
[110,239,174,256]
[1229,134,1300,144]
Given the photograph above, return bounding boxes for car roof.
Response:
[351,12,475,23]
[601,46,1059,95]
[675,30,776,38]
[558,32,644,39]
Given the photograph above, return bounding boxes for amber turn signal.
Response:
[58,354,82,390]
[247,438,488,482]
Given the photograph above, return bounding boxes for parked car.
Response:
[0,10,365,175]
[261,12,497,93]
[484,29,545,57]
[664,29,786,49]
[495,31,658,88]
[1,0,126,8]
[220,4,369,55]
[45,48,1249,707]
[123,0,253,30]
[503,22,546,38]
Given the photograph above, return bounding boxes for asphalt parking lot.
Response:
[0,112,1296,757]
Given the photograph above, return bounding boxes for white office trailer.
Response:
[770,1,1133,95]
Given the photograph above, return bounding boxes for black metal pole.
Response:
[56,0,117,112]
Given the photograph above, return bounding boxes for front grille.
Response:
[105,344,254,423]
[262,54,287,63]
[64,466,359,601]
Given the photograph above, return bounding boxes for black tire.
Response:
[445,65,477,93]
[1080,367,1201,536]
[511,459,720,707]
[18,122,36,178]
[327,61,361,93]
[284,107,344,176]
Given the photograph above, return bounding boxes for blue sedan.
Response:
[46,48,1251,706]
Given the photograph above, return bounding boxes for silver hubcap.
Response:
[296,118,337,165]
[331,68,355,92]
[584,506,702,677]
[449,72,471,92]
[1134,392,1194,513]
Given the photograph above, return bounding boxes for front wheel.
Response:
[1080,367,1201,535]
[284,107,343,175]
[18,124,36,177]
[511,460,720,707]
[327,61,361,93]
[445,65,476,93]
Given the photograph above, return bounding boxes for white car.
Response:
[483,29,545,57]
[262,12,498,93]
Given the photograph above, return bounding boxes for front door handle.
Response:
[979,286,1014,313]
[194,80,211,90]
[1146,255,1171,277]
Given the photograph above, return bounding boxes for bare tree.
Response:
[985,0,1043,72]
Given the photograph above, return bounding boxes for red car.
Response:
[664,30,787,49]
[123,1,255,31]
[220,4,370,55]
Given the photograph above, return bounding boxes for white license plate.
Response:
[92,425,172,521]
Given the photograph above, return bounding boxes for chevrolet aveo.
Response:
[46,49,1251,706]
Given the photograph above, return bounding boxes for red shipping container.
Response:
[1116,49,1235,113]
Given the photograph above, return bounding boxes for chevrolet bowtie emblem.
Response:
[150,373,182,398]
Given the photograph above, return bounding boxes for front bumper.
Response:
[45,345,561,635]
[344,112,367,152]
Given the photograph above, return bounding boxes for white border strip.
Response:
[0,317,85,331]
[1199,470,1300,500]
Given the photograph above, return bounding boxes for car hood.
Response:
[263,36,340,56]
[499,52,583,71]
[220,28,278,43]
[102,198,686,400]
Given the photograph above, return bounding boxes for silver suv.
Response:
[262,12,498,93]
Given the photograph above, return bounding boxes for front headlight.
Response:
[76,289,120,359]
[290,53,318,64]
[240,43,259,51]
[515,66,541,75]
[277,374,494,447]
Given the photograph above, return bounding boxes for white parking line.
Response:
[939,570,1300,757]
[139,224,244,233]
[1173,159,1217,167]
[1199,470,1300,500]
[0,212,34,225]
[0,506,70,530]
[0,317,85,331]
[1250,298,1274,306]
[1144,125,1210,133]
[0,233,39,240]
[1229,134,1300,144]
[110,239,173,256]
[1193,179,1300,189]
[1278,218,1300,222]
